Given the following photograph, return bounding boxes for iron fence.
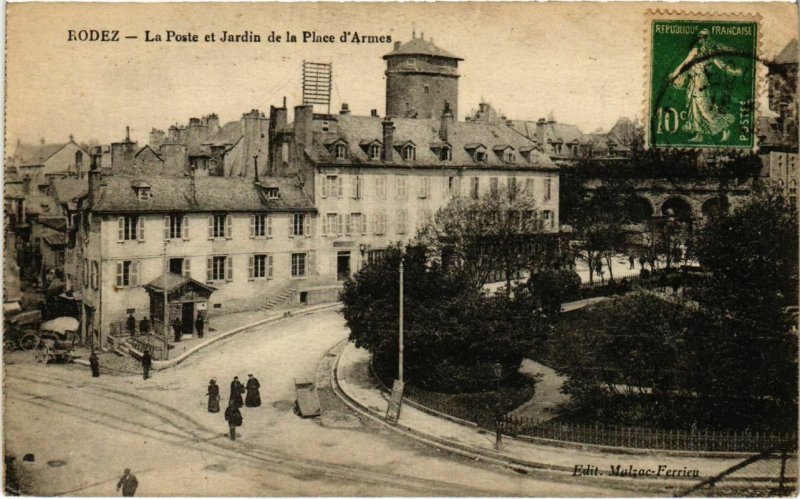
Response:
[127,336,165,360]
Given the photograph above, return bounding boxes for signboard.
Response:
[302,61,332,112]
[385,379,404,425]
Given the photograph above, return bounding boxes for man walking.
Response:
[245,374,261,407]
[126,314,136,336]
[116,468,138,496]
[89,350,100,377]
[139,316,150,336]
[141,348,152,380]
[224,401,243,441]
[229,376,244,409]
[172,317,182,343]
[195,313,204,339]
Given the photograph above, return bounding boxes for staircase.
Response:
[260,285,297,311]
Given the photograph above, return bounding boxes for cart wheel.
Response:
[19,333,40,351]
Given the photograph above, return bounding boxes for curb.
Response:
[329,342,796,493]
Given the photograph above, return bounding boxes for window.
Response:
[75,151,83,168]
[351,175,362,199]
[291,213,309,237]
[470,177,480,199]
[476,151,488,163]
[249,254,273,280]
[489,177,499,197]
[136,187,151,201]
[375,176,387,199]
[368,249,385,265]
[369,144,381,160]
[439,146,452,161]
[396,176,408,198]
[322,175,343,198]
[448,177,460,197]
[334,144,347,160]
[325,213,339,236]
[418,208,432,230]
[291,253,307,278]
[544,178,552,201]
[115,260,139,287]
[396,211,408,234]
[208,214,231,239]
[418,177,430,198]
[118,216,143,241]
[374,211,387,235]
[555,144,563,154]
[403,144,416,160]
[164,214,188,240]
[525,178,535,196]
[264,188,279,200]
[250,214,272,238]
[504,151,515,163]
[508,177,517,195]
[207,255,232,282]
[542,210,554,229]
[350,213,366,235]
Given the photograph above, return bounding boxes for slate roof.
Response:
[207,121,244,146]
[51,178,88,205]
[92,175,316,213]
[11,142,70,167]
[772,39,798,65]
[37,217,68,231]
[384,37,462,60]
[303,115,555,170]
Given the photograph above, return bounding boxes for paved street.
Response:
[4,309,627,496]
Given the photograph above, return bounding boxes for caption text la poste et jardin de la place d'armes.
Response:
[67,29,392,44]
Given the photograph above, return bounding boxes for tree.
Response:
[527,268,581,317]
[417,183,552,291]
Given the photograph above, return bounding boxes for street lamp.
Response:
[494,362,502,451]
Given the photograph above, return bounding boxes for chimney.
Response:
[125,126,130,142]
[340,103,350,115]
[393,41,401,51]
[40,138,45,145]
[253,155,259,182]
[268,101,288,175]
[382,118,395,161]
[370,109,379,118]
[293,105,314,155]
[536,118,548,148]
[88,146,102,208]
[188,167,197,205]
[439,101,454,142]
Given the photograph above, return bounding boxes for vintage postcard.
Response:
[3,2,798,497]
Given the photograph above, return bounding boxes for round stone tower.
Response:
[383,34,463,120]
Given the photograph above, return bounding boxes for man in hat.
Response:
[224,400,243,441]
[172,317,182,343]
[89,350,100,377]
[126,314,136,336]
[229,376,244,409]
[195,313,204,339]
[141,348,152,380]
[245,374,261,407]
[116,468,138,496]
[139,316,150,336]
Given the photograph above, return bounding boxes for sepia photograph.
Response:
[2,1,798,496]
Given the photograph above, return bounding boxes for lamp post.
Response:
[398,258,404,384]
[494,362,502,451]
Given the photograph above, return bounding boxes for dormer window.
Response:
[369,144,381,160]
[465,143,488,163]
[494,145,515,163]
[476,151,488,163]
[439,146,452,161]
[402,144,416,161]
[265,187,279,199]
[505,152,515,163]
[335,144,347,160]
[138,188,151,200]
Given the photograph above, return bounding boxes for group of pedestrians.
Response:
[207,374,261,441]
[171,314,205,343]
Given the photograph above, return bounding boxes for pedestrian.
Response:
[245,374,261,407]
[172,317,182,343]
[628,254,635,270]
[638,256,646,270]
[207,379,220,413]
[139,316,150,335]
[116,468,138,497]
[89,350,100,377]
[141,348,152,380]
[195,313,204,339]
[224,401,243,441]
[126,314,136,336]
[594,260,604,284]
[229,376,244,409]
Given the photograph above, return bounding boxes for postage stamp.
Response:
[646,12,760,149]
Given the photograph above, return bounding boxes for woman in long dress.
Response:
[229,376,244,409]
[207,379,220,413]
[245,374,261,407]
[668,29,742,143]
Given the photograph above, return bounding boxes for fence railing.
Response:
[499,415,797,453]
[127,336,165,361]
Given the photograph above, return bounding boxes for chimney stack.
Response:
[439,101,454,142]
[125,126,130,142]
[371,109,379,118]
[382,118,395,161]
[340,103,350,115]
[393,41,401,50]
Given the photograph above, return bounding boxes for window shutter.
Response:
[248,255,254,280]
[289,215,294,238]
[337,214,343,236]
[226,256,233,281]
[337,177,343,198]
[207,216,214,239]
[267,255,274,279]
[164,216,170,240]
[206,258,213,282]
[183,258,191,277]
[182,216,189,240]
[249,214,255,238]
[267,215,273,237]
[345,214,351,235]
[116,262,123,287]
[130,261,139,286]
[351,176,357,199]
[305,214,311,238]
[361,214,368,235]
[137,217,145,241]
[225,215,232,239]
[118,217,124,241]
[321,176,327,198]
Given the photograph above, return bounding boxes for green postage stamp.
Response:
[646,13,759,149]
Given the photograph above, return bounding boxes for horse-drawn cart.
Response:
[4,310,43,351]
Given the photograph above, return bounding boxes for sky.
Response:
[5,2,797,147]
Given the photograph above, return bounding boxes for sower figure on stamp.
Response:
[224,400,242,441]
[141,348,152,380]
[207,379,220,413]
[245,374,261,407]
[229,376,244,409]
[89,350,100,377]
[116,468,138,496]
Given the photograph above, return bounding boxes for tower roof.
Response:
[383,37,463,61]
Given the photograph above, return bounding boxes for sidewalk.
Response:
[333,342,797,492]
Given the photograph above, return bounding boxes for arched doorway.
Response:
[630,196,655,222]
[701,197,729,218]
[661,197,693,219]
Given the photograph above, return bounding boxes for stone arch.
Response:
[630,196,655,222]
[661,196,694,219]
[701,196,729,218]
